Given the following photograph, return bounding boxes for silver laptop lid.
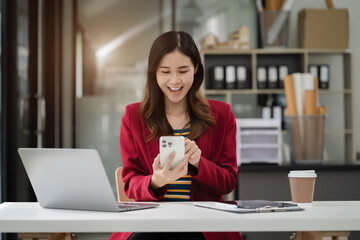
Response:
[18,148,120,212]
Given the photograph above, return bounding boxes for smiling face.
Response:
[156,49,197,108]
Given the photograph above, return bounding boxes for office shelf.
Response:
[201,48,356,164]
[281,129,353,135]
[238,163,360,172]
[205,89,352,95]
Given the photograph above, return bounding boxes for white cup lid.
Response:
[288,170,317,178]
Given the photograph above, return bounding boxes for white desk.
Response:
[0,201,360,233]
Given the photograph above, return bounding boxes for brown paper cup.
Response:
[288,170,317,206]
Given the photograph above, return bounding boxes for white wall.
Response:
[287,0,360,159]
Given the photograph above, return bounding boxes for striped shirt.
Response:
[163,127,191,201]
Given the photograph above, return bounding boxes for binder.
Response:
[225,66,236,89]
[309,64,330,89]
[308,64,318,79]
[319,64,330,89]
[212,66,224,89]
[257,67,267,89]
[236,66,248,89]
[278,65,289,89]
[268,65,278,89]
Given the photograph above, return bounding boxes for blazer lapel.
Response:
[196,126,214,160]
[141,120,159,166]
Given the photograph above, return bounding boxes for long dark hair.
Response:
[140,31,216,141]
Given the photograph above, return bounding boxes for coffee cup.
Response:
[288,170,317,206]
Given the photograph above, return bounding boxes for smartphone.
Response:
[159,136,185,170]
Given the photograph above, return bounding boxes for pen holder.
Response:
[259,10,290,48]
[285,115,325,164]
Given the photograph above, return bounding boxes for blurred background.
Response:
[1,0,360,239]
[75,0,258,199]
[1,0,261,205]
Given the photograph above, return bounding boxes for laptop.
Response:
[18,148,159,212]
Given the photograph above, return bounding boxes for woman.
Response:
[110,31,242,240]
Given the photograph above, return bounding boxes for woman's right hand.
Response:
[150,152,189,190]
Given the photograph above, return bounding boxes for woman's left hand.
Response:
[185,139,201,169]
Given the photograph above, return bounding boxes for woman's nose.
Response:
[169,73,181,84]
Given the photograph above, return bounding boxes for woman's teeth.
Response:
[169,87,182,91]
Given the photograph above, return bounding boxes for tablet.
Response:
[194,201,303,213]
[236,200,298,209]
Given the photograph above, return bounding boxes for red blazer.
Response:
[109,100,242,240]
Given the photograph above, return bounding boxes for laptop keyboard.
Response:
[117,202,159,210]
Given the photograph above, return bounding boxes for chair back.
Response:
[115,167,134,202]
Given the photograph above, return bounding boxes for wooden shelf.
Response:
[238,162,360,172]
[204,89,284,95]
[202,48,351,55]
[202,48,355,163]
[204,89,353,95]
[281,129,353,135]
[325,129,354,135]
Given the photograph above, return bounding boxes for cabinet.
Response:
[201,49,356,164]
[236,118,282,165]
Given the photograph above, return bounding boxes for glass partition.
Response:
[76,0,163,192]
[75,0,257,192]
[176,0,257,47]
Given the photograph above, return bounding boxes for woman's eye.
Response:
[162,71,170,74]
[179,71,188,74]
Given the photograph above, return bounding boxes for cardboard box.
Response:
[299,9,348,49]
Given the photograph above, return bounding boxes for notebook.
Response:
[18,148,159,212]
[194,200,304,213]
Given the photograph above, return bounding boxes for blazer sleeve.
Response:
[120,105,167,201]
[191,104,238,195]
